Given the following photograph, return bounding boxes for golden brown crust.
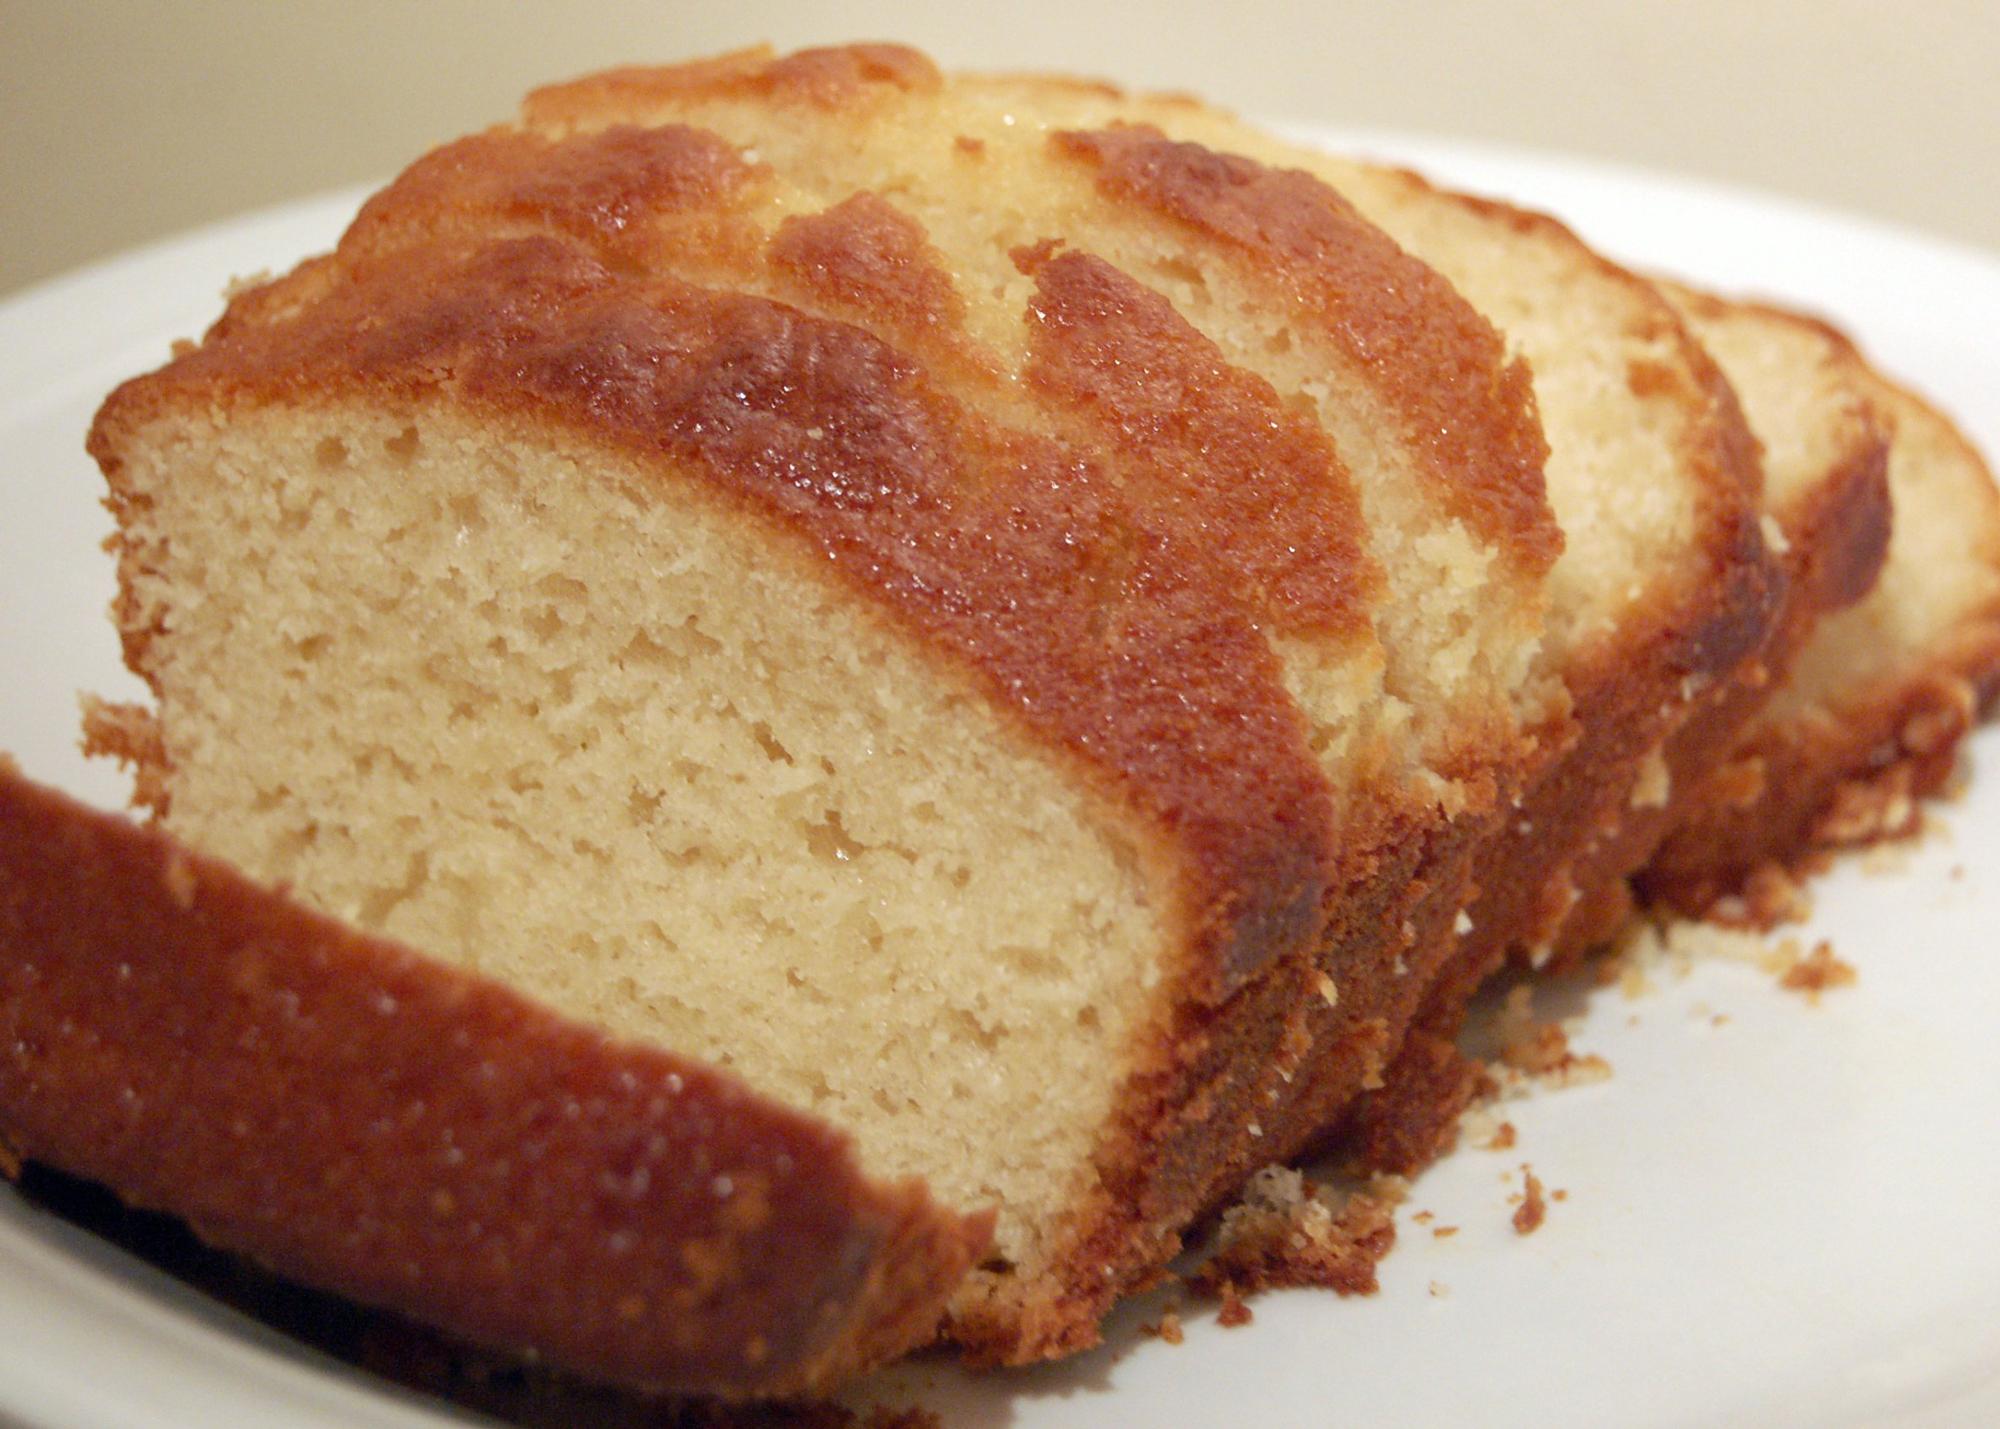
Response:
[1014,243,1379,639]
[1643,634,2000,909]
[768,193,988,374]
[0,766,984,1399]
[525,44,943,128]
[1050,126,1559,577]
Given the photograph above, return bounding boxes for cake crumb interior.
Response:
[119,403,1172,1274]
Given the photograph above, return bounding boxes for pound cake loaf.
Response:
[14,37,1982,1406]
[1642,331,2000,907]
[5,43,1570,1389]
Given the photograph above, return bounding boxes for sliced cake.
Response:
[1558,286,1895,923]
[4,43,1563,1385]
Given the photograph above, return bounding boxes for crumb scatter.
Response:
[1190,1166,1400,1302]
[1512,1166,1547,1235]
[1780,939,1857,1000]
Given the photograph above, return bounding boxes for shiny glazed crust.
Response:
[0,766,985,1400]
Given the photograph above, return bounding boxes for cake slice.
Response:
[6,44,1563,1383]
[1502,285,1901,960]
[1642,329,2000,907]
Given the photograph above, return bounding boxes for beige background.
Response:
[5,0,1997,297]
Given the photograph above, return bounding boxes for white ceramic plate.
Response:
[2,131,1997,1429]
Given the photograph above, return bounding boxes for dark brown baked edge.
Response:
[0,764,987,1400]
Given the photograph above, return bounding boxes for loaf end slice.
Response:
[0,765,986,1399]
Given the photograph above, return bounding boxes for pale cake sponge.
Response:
[101,402,1169,1243]
[1644,347,2000,904]
[22,41,1564,1384]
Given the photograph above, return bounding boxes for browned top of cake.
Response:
[1050,126,1557,576]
